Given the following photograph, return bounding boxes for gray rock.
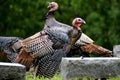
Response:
[0,62,26,80]
[61,57,120,80]
[113,45,120,57]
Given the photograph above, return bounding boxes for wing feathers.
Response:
[14,48,34,71]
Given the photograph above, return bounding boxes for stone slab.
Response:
[61,57,120,80]
[0,62,26,80]
[113,45,120,57]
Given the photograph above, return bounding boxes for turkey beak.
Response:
[48,5,50,9]
[47,2,51,8]
[82,20,86,24]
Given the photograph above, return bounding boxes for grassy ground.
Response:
[26,72,120,80]
[26,72,62,80]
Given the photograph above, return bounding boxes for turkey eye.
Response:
[50,2,55,6]
[50,3,54,7]
[50,3,53,6]
[77,19,81,22]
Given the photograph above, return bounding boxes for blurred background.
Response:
[0,0,120,50]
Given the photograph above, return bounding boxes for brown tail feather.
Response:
[0,52,10,62]
[14,48,34,71]
[80,43,113,57]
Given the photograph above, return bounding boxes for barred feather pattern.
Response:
[0,37,21,62]
[38,27,71,48]
[21,26,70,58]
[34,44,67,78]
[22,35,54,58]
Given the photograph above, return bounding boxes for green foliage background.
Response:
[0,0,120,50]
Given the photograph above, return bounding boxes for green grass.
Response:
[26,72,62,80]
[26,72,120,80]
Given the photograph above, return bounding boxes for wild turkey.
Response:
[33,2,112,78]
[31,2,82,78]
[33,17,85,78]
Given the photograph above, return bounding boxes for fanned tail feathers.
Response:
[14,48,34,71]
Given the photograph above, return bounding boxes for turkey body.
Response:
[32,24,73,78]
[33,12,84,78]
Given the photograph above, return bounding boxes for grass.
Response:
[26,72,62,80]
[26,72,120,80]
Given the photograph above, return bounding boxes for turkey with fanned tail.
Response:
[33,2,112,78]
[32,2,86,77]
[33,17,85,78]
